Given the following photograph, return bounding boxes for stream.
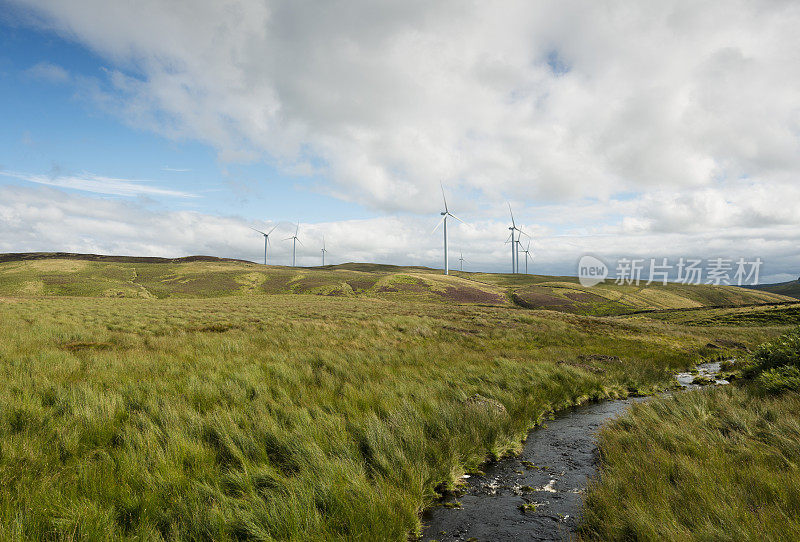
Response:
[421,362,725,542]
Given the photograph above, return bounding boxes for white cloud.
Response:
[24,61,70,83]
[0,170,197,198]
[3,1,799,279]
[1,184,797,283]
[9,0,800,213]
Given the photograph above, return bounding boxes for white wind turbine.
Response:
[251,224,278,265]
[432,184,466,275]
[521,240,533,274]
[321,236,327,266]
[505,203,528,273]
[284,222,302,267]
[458,252,467,272]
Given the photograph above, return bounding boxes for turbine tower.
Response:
[432,184,465,275]
[458,252,467,272]
[251,225,278,265]
[521,240,533,274]
[284,222,302,267]
[321,236,327,266]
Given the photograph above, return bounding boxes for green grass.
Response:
[0,254,797,540]
[581,329,800,541]
[0,256,792,314]
[580,386,800,541]
[0,291,787,541]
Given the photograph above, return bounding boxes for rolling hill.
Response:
[0,253,792,315]
[746,278,800,299]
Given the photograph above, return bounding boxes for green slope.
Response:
[0,253,792,315]
[747,279,800,299]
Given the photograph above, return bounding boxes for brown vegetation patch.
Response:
[578,354,622,364]
[0,252,252,265]
[712,338,749,350]
[512,291,573,309]
[347,278,379,292]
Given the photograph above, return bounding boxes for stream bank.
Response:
[422,363,725,541]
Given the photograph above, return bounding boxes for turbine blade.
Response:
[267,224,278,236]
[296,238,304,246]
[440,182,448,213]
[507,202,515,227]
[251,227,267,236]
[283,236,294,241]
[432,214,446,233]
[447,212,466,225]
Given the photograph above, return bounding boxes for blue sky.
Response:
[0,19,372,223]
[0,1,798,282]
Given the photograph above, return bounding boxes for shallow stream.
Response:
[421,362,725,541]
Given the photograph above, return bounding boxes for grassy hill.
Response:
[747,278,800,299]
[0,253,792,315]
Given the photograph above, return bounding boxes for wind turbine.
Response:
[506,203,527,273]
[251,224,278,265]
[458,252,466,272]
[432,184,465,275]
[521,240,533,274]
[506,203,529,273]
[284,222,302,267]
[321,236,327,266]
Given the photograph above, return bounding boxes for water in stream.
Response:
[422,362,725,541]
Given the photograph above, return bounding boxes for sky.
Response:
[1,0,799,282]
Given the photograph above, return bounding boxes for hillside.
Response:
[747,278,800,299]
[0,253,792,314]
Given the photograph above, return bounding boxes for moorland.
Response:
[0,254,797,540]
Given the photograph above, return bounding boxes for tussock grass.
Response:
[0,292,766,540]
[581,387,800,541]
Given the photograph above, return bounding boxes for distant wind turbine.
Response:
[432,184,466,275]
[284,222,302,267]
[458,252,467,272]
[521,240,533,274]
[251,225,278,265]
[506,203,529,273]
[321,236,327,266]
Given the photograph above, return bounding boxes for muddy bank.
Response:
[422,363,725,541]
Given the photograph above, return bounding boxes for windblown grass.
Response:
[0,291,779,541]
[581,385,800,540]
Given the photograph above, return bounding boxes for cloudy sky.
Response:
[1,0,798,282]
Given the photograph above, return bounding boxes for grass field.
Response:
[581,328,800,541]
[580,385,800,541]
[0,254,797,540]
